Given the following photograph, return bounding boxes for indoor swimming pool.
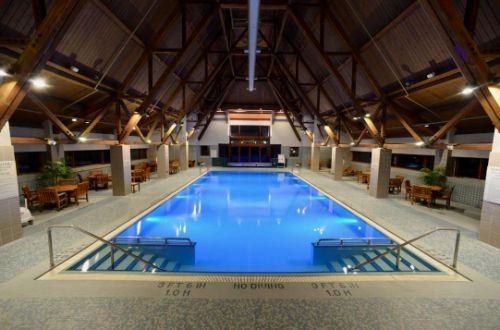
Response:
[68,171,438,274]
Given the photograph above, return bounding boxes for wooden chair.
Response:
[37,188,68,211]
[90,170,103,176]
[132,169,145,183]
[94,174,109,190]
[343,167,356,176]
[435,186,455,209]
[71,182,89,203]
[404,180,412,200]
[411,185,433,208]
[144,167,151,180]
[148,161,157,172]
[169,160,180,174]
[395,176,405,193]
[77,173,89,184]
[22,185,41,210]
[58,178,77,185]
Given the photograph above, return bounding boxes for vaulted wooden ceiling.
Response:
[0,0,499,146]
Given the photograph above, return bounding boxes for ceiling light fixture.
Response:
[462,85,475,95]
[364,113,371,118]
[78,137,87,142]
[353,116,361,121]
[350,142,355,146]
[147,139,152,143]
[72,118,78,122]
[424,124,430,128]
[70,65,79,73]
[415,141,425,146]
[0,68,10,77]
[30,77,48,89]
[426,72,435,79]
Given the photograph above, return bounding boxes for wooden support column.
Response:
[0,123,22,246]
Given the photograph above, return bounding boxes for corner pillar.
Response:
[480,128,500,247]
[0,122,22,246]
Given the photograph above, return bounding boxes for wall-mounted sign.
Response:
[484,166,500,205]
[0,161,18,200]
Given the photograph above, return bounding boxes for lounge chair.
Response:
[404,180,412,200]
[71,182,89,203]
[277,154,285,168]
[22,185,41,210]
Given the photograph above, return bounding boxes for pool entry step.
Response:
[313,245,438,273]
[68,244,195,272]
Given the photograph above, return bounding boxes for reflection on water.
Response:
[117,171,387,272]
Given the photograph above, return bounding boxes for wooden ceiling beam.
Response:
[0,0,81,131]
[197,79,235,140]
[267,12,288,78]
[161,123,177,144]
[268,80,302,142]
[288,7,383,146]
[420,0,500,129]
[118,113,142,144]
[136,7,218,116]
[218,7,235,77]
[427,99,478,145]
[268,79,308,133]
[78,102,113,139]
[388,104,425,144]
[31,0,48,28]
[28,94,77,141]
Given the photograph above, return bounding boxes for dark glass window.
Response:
[392,154,434,170]
[15,152,46,174]
[352,151,371,163]
[65,150,110,167]
[289,147,299,157]
[131,149,147,160]
[230,125,270,137]
[453,157,488,179]
[230,126,239,136]
[200,145,210,156]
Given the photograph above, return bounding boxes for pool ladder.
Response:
[317,227,461,273]
[47,225,194,272]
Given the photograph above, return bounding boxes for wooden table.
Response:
[414,184,443,192]
[52,184,78,205]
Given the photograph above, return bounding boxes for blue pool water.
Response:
[112,171,391,273]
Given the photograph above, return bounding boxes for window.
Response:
[15,152,46,174]
[289,147,299,157]
[392,154,434,170]
[65,150,110,167]
[131,149,147,160]
[453,157,488,179]
[352,151,371,163]
[230,125,270,137]
[200,145,210,156]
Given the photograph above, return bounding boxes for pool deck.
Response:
[1,168,500,329]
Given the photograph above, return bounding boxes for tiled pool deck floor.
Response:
[1,168,500,329]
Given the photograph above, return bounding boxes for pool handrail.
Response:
[47,225,166,272]
[112,236,195,246]
[314,237,395,247]
[347,227,461,273]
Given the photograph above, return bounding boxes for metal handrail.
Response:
[47,225,166,272]
[112,236,195,246]
[314,237,395,247]
[348,227,461,273]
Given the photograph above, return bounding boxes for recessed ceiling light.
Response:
[70,65,79,73]
[30,77,48,89]
[147,139,152,143]
[462,86,475,95]
[78,137,87,142]
[0,68,10,77]
[426,72,435,79]
[84,120,91,124]
[350,142,355,146]
[415,141,425,146]
[72,118,78,122]
[364,113,371,118]
[424,124,430,128]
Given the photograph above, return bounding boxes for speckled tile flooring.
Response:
[1,168,500,330]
